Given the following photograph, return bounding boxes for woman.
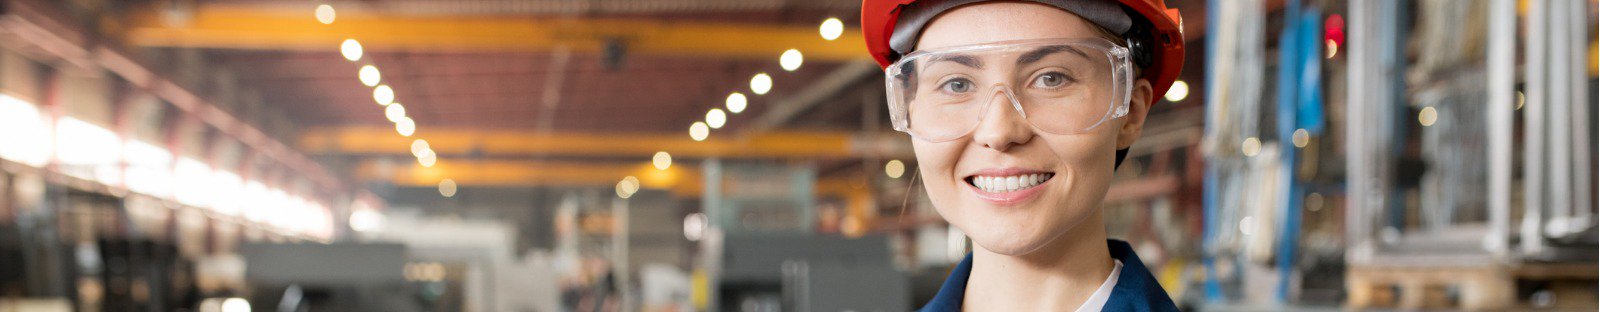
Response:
[859,0,1186,311]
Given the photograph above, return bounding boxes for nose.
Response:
[971,87,1033,152]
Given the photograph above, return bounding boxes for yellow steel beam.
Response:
[363,158,869,199]
[363,158,701,195]
[300,126,911,160]
[122,4,867,61]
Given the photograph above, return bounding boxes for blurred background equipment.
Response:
[0,0,1591,311]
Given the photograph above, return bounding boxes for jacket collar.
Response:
[919,239,1179,312]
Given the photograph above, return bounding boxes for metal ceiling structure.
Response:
[91,0,1209,195]
[102,0,886,193]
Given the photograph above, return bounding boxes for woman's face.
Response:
[911,1,1151,255]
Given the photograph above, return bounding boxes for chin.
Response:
[963,206,1078,256]
[971,228,1059,255]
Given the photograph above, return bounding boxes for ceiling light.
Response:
[359,65,381,87]
[750,73,772,95]
[396,117,415,137]
[706,108,727,129]
[340,39,363,61]
[385,103,406,122]
[315,4,336,24]
[653,151,672,170]
[820,18,844,41]
[726,92,748,113]
[373,85,394,105]
[410,139,430,157]
[689,122,709,141]
[417,150,436,167]
[780,49,803,71]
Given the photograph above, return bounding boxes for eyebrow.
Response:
[1015,45,1092,66]
[926,53,983,69]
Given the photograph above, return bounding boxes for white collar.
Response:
[1073,259,1122,312]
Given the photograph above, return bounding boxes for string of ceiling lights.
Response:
[317,4,458,198]
[615,17,850,199]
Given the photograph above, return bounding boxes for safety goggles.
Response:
[885,38,1135,142]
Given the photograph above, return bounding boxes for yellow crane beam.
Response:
[362,158,698,194]
[361,158,870,199]
[121,4,867,61]
[299,126,912,160]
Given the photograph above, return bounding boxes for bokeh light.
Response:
[373,85,394,105]
[780,49,804,71]
[314,4,336,24]
[1165,80,1190,102]
[750,73,772,95]
[726,92,748,113]
[885,160,906,179]
[653,151,672,170]
[689,122,709,141]
[438,179,457,197]
[340,39,363,61]
[819,18,844,41]
[359,65,381,87]
[706,108,727,129]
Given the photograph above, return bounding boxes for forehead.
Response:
[914,1,1106,51]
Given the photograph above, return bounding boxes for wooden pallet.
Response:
[1346,263,1515,310]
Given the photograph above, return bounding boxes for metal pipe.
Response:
[612,195,632,312]
[1521,0,1548,255]
[1272,0,1311,301]
[1346,0,1372,264]
[1485,0,1515,255]
[1568,0,1594,228]
[1200,0,1225,300]
[1547,0,1574,237]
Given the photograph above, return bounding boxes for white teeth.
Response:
[971,173,1051,193]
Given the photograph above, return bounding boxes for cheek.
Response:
[910,140,964,205]
[1038,131,1121,214]
[1046,128,1120,172]
[911,141,960,178]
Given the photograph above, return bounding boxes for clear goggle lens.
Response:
[885,38,1134,142]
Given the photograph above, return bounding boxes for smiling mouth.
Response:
[964,172,1055,193]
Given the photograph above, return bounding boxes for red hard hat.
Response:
[861,0,1186,105]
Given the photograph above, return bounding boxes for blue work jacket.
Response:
[919,240,1180,312]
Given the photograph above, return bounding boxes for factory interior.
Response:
[0,0,1595,311]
